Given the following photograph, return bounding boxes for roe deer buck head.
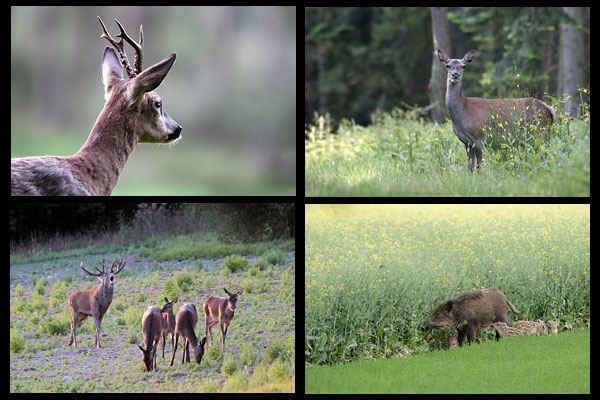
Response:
[96,16,182,145]
[10,16,182,196]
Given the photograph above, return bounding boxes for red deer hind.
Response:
[160,296,178,358]
[435,49,554,171]
[203,288,243,351]
[11,16,181,195]
[68,258,125,348]
[169,303,207,366]
[137,306,164,372]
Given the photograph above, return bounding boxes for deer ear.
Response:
[128,53,176,103]
[137,344,145,352]
[100,47,124,100]
[462,50,475,64]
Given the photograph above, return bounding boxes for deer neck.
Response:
[445,77,466,119]
[71,105,138,195]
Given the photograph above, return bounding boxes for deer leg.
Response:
[162,332,166,358]
[153,340,158,371]
[466,143,475,172]
[220,320,227,350]
[183,339,190,363]
[93,317,102,348]
[204,312,215,345]
[206,319,218,345]
[169,334,179,367]
[68,312,78,346]
[474,143,483,170]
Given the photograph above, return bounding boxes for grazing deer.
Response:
[67,258,126,348]
[160,296,178,358]
[435,49,554,171]
[169,303,207,366]
[137,306,164,372]
[11,16,182,196]
[203,288,243,351]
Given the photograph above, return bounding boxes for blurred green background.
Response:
[11,6,296,195]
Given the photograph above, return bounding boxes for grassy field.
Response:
[305,204,589,366]
[10,235,295,392]
[305,106,590,196]
[306,328,590,394]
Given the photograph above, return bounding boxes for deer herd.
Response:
[67,257,243,372]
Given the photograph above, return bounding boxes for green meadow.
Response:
[306,329,589,394]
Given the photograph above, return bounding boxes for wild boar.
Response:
[535,319,558,335]
[492,322,524,338]
[448,336,458,348]
[513,320,546,335]
[421,287,520,347]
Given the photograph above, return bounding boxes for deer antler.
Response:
[111,257,126,275]
[80,262,102,277]
[97,16,143,78]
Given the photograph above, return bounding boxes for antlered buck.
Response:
[11,16,181,195]
[68,258,125,348]
[435,49,554,171]
[137,306,164,372]
[203,288,243,351]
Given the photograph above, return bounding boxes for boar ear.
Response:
[444,301,454,312]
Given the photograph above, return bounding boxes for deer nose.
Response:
[168,126,182,141]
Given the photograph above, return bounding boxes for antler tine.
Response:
[97,260,107,275]
[97,16,137,78]
[108,258,117,273]
[80,262,102,277]
[113,257,126,275]
[114,18,143,76]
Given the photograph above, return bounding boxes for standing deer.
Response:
[67,258,126,348]
[160,296,178,358]
[203,288,243,351]
[11,16,182,195]
[137,306,164,372]
[169,303,207,366]
[435,49,554,171]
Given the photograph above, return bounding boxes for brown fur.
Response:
[169,303,206,366]
[67,258,125,348]
[436,49,554,171]
[422,288,520,346]
[492,322,524,338]
[137,306,164,372]
[11,17,181,196]
[203,288,243,351]
[160,297,178,358]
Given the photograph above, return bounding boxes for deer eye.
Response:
[154,101,162,109]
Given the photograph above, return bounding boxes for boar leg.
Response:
[457,328,467,347]
[465,325,476,345]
